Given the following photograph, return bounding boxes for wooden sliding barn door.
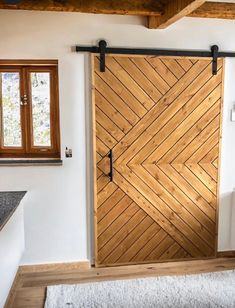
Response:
[92,54,224,267]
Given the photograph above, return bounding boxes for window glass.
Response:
[0,72,22,147]
[31,72,51,147]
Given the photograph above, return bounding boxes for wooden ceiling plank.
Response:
[0,0,163,16]
[189,2,235,19]
[148,0,206,29]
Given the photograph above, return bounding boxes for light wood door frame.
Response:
[92,54,224,267]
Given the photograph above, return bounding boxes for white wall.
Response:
[0,10,235,264]
[0,204,24,307]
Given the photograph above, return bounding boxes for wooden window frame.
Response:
[0,60,60,159]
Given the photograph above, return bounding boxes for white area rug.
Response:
[45,270,235,308]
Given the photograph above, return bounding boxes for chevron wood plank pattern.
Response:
[92,55,224,267]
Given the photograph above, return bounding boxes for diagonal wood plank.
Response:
[146,57,178,87]
[117,223,161,263]
[96,137,109,157]
[185,163,217,194]
[104,215,154,264]
[97,189,125,222]
[161,58,186,79]
[173,125,220,164]
[97,181,118,207]
[172,164,217,203]
[94,70,140,126]
[96,106,125,141]
[98,195,133,236]
[159,106,220,164]
[131,58,170,95]
[98,209,147,263]
[98,202,140,250]
[131,229,168,262]
[186,130,220,164]
[156,163,216,215]
[94,57,146,118]
[96,122,117,149]
[176,59,194,71]
[105,57,155,110]
[115,57,162,103]
[145,236,175,260]
[95,89,132,133]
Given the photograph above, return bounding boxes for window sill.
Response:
[0,159,63,166]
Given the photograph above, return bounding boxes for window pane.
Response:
[31,72,51,147]
[0,72,22,147]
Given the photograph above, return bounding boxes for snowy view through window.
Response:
[31,72,51,147]
[1,72,22,147]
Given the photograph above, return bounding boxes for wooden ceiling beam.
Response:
[148,0,206,29]
[189,2,235,19]
[1,1,235,29]
[0,0,163,16]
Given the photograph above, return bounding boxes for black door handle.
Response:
[108,149,113,182]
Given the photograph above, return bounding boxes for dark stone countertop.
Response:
[0,191,26,231]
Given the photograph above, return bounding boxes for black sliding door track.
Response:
[76,40,235,74]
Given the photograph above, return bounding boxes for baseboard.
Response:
[19,260,90,274]
[4,269,21,308]
[217,251,235,258]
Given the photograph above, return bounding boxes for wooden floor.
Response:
[8,257,235,308]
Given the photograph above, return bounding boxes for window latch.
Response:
[20,95,28,106]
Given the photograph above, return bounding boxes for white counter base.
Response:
[0,205,24,308]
